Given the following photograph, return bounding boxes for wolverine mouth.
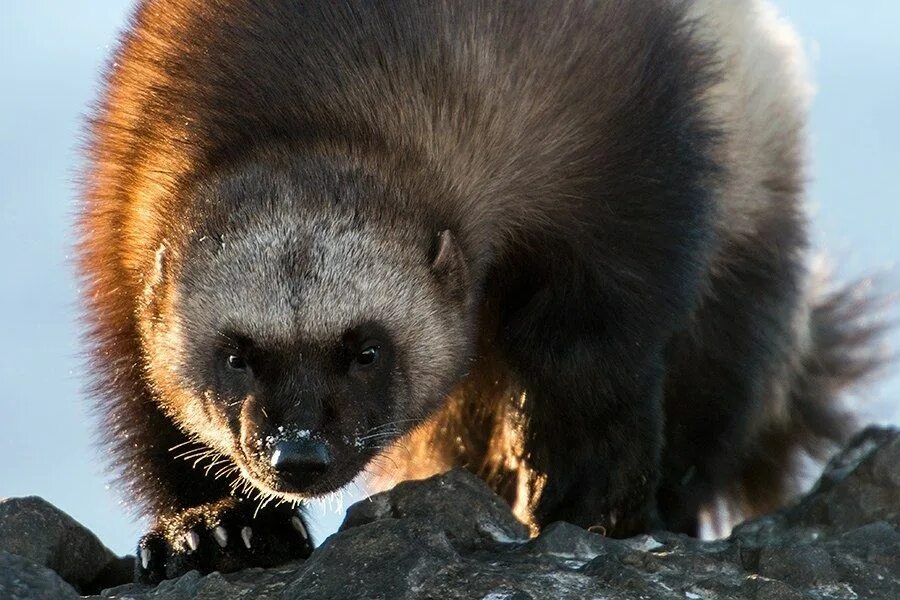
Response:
[232,430,377,499]
[234,453,368,501]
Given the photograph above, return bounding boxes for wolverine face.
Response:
[182,310,405,498]
[142,162,473,500]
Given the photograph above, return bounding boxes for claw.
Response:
[291,516,308,540]
[213,526,228,548]
[241,526,253,549]
[185,530,200,552]
[140,547,151,570]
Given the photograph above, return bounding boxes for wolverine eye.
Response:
[226,354,248,371]
[354,343,380,368]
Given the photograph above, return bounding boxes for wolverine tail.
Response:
[729,270,891,518]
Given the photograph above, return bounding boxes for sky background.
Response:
[1,2,897,556]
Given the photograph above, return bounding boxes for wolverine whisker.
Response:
[168,440,200,452]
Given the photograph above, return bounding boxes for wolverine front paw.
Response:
[136,499,312,584]
[586,502,664,538]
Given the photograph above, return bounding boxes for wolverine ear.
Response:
[149,242,168,290]
[139,241,169,325]
[431,229,470,302]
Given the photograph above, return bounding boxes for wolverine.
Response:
[78,0,881,583]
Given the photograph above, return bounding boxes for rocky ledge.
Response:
[1,427,897,600]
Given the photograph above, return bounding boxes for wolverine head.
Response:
[140,156,474,499]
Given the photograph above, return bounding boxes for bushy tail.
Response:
[730,274,891,517]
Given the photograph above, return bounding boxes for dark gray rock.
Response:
[4,427,899,599]
[0,551,79,600]
[99,564,305,600]
[521,521,608,561]
[784,427,900,531]
[758,543,837,587]
[0,496,133,594]
[283,519,461,598]
[340,468,530,550]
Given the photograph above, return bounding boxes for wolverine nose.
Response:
[270,439,332,474]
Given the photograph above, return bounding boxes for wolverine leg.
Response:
[500,279,668,537]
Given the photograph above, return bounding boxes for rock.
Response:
[0,496,133,594]
[758,543,837,586]
[3,427,899,599]
[340,469,530,549]
[283,519,461,598]
[521,521,607,561]
[98,565,305,600]
[784,427,900,530]
[0,551,79,600]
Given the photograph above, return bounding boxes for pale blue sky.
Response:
[1,2,897,556]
